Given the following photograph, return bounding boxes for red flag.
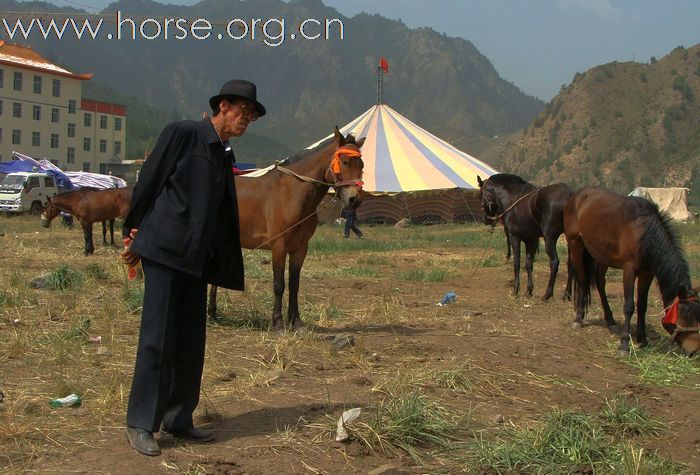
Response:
[379,56,389,74]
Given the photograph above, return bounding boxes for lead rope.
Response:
[488,187,541,223]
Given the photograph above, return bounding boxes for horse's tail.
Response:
[573,246,595,309]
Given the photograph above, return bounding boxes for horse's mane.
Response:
[488,173,536,195]
[638,200,690,303]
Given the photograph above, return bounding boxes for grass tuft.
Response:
[621,342,700,390]
[467,404,678,474]
[47,264,84,290]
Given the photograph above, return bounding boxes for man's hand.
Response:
[122,228,141,267]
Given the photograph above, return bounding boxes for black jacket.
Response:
[123,118,244,290]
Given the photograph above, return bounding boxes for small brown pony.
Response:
[208,127,365,331]
[41,188,132,255]
[564,186,700,356]
[477,173,574,300]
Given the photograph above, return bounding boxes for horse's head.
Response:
[477,175,502,225]
[41,197,59,228]
[330,127,365,210]
[663,285,700,356]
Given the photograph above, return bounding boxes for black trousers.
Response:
[126,257,207,433]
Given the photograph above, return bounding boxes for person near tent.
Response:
[341,205,363,238]
[121,79,265,457]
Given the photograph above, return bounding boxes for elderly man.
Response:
[122,80,265,456]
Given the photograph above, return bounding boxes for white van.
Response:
[0,171,59,214]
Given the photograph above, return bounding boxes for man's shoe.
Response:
[126,426,161,456]
[164,427,215,442]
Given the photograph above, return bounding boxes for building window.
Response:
[32,105,41,121]
[13,72,22,91]
[83,137,91,151]
[0,128,3,143]
[68,99,76,114]
[13,102,22,118]
[51,108,60,123]
[32,131,40,147]
[52,78,61,97]
[0,99,3,115]
[0,69,3,88]
[51,134,59,149]
[99,163,108,175]
[84,113,92,127]
[99,139,107,153]
[67,123,75,137]
[114,141,122,156]
[82,162,90,172]
[114,117,122,131]
[33,75,42,94]
[12,129,21,145]
[100,115,108,129]
[67,147,75,164]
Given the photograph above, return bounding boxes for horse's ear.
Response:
[334,126,347,146]
[355,137,366,148]
[477,175,484,188]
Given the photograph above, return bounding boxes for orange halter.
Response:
[331,148,362,175]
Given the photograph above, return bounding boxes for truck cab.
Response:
[0,171,59,214]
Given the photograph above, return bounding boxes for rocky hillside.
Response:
[498,45,700,198]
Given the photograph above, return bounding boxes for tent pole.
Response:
[377,66,383,104]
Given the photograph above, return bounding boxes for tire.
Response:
[29,202,43,216]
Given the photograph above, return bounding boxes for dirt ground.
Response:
[1,220,699,474]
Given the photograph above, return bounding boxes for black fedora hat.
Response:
[209,79,266,117]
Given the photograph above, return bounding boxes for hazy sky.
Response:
[16,0,700,100]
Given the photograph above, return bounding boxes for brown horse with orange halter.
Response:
[564,186,700,356]
[208,127,365,331]
[41,188,132,255]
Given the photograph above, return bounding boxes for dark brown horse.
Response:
[208,128,365,331]
[41,188,132,255]
[564,186,700,356]
[477,173,574,300]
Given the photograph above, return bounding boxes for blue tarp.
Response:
[0,160,75,191]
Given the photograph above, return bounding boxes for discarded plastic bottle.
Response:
[49,393,82,408]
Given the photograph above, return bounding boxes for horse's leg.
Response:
[510,235,522,296]
[635,273,653,348]
[109,219,115,246]
[563,248,574,301]
[542,234,559,301]
[271,244,287,331]
[593,264,616,328]
[82,221,94,255]
[207,285,219,321]
[567,236,586,329]
[524,239,537,297]
[503,225,511,260]
[619,266,637,356]
[287,245,309,330]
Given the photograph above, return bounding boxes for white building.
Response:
[0,41,126,173]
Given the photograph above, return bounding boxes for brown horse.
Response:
[41,188,132,255]
[208,127,365,331]
[564,186,700,356]
[477,173,574,300]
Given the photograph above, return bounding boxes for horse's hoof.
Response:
[542,295,552,302]
[618,349,630,358]
[607,324,620,335]
[637,340,649,349]
[571,322,583,330]
[291,324,310,336]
